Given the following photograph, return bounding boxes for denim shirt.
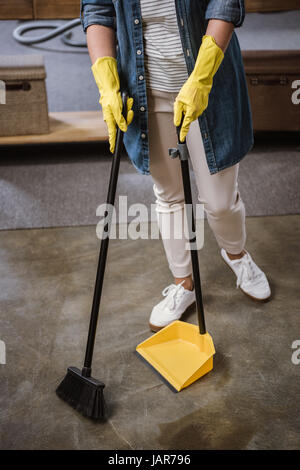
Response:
[81,0,253,175]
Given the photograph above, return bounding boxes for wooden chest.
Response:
[243,50,300,132]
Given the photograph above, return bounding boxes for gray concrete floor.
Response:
[0,215,299,450]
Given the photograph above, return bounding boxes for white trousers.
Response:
[147,88,246,278]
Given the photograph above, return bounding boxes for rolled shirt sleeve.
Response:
[80,0,116,32]
[205,0,245,28]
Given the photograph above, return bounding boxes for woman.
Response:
[80,0,271,332]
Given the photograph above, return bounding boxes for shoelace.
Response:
[162,281,186,310]
[236,254,262,288]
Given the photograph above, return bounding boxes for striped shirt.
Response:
[140,0,189,92]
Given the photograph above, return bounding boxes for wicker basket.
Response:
[0,54,49,136]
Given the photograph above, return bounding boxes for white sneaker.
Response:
[149,281,196,332]
[221,249,271,301]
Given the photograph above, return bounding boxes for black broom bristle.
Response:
[56,366,105,420]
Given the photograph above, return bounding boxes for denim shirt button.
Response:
[134,18,140,25]
[140,106,145,112]
[141,133,146,139]
[138,75,144,81]
[136,49,142,55]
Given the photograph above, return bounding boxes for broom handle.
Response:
[177,126,206,335]
[82,92,128,377]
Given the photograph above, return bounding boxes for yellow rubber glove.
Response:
[174,35,224,142]
[91,56,134,153]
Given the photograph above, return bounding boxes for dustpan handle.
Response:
[82,91,128,377]
[175,124,206,335]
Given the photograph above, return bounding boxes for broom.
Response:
[56,92,128,420]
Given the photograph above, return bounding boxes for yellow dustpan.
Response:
[136,321,215,391]
[136,125,215,392]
